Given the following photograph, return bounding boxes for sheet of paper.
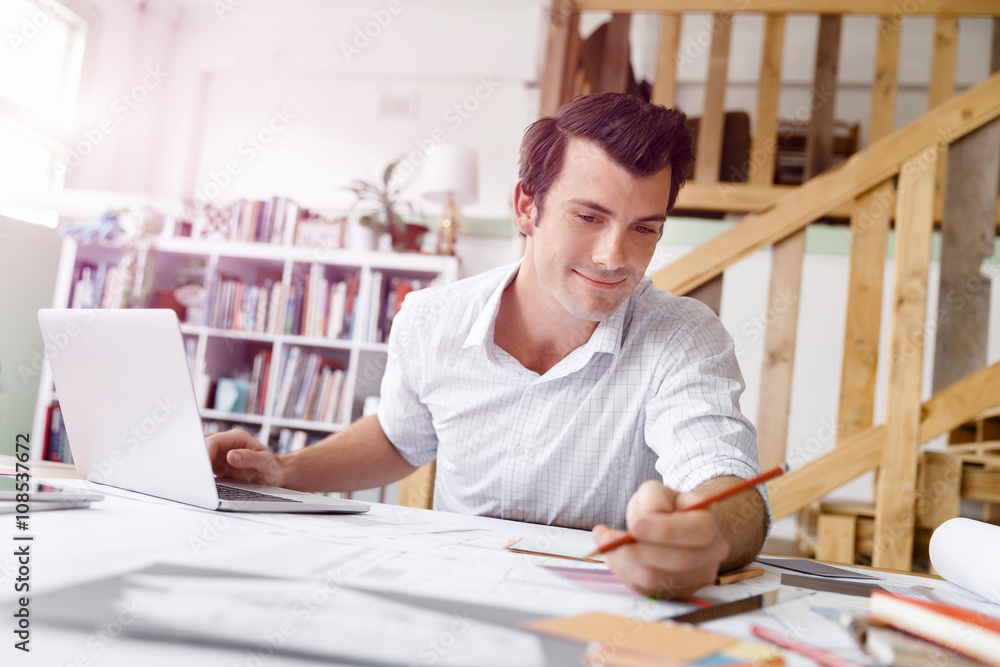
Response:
[340,546,688,620]
[507,534,606,562]
[123,574,547,667]
[543,565,641,597]
[162,532,404,580]
[930,517,1000,605]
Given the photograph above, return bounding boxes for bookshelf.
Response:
[30,230,459,462]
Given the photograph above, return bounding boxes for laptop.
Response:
[37,308,368,514]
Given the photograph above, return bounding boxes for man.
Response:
[207,93,769,599]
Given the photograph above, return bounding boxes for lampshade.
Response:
[420,145,478,205]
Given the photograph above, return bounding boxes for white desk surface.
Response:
[0,477,985,667]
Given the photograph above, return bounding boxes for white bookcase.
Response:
[30,234,459,461]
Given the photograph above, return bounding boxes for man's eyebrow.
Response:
[568,198,667,224]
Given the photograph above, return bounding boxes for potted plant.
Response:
[344,160,428,252]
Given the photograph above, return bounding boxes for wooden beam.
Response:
[578,1,1000,15]
[652,72,1000,297]
[674,181,1000,228]
[539,1,578,117]
[561,10,583,105]
[816,514,857,564]
[758,15,840,470]
[994,17,1000,73]
[873,152,936,571]
[600,13,632,94]
[836,16,899,442]
[687,13,732,316]
[397,461,436,509]
[928,17,959,221]
[837,182,894,440]
[687,277,723,315]
[928,17,959,109]
[804,15,842,180]
[932,119,1000,393]
[916,452,962,530]
[769,359,1000,520]
[869,15,902,142]
[755,230,804,470]
[747,14,786,186]
[694,13,733,182]
[652,13,681,108]
[962,468,1000,503]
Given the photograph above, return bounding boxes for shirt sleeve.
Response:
[644,305,772,534]
[377,294,439,467]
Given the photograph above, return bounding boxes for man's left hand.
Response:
[592,480,730,599]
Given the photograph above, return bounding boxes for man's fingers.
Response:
[591,525,626,550]
[205,430,279,484]
[608,538,728,572]
[226,447,272,470]
[630,510,721,548]
[208,429,268,453]
[625,481,677,529]
[607,555,718,599]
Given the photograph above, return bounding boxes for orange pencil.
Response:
[585,463,788,558]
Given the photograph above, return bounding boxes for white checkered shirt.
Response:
[378,262,765,530]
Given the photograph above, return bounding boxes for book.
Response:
[868,590,1000,666]
[274,346,301,417]
[326,280,347,339]
[344,274,359,340]
[367,271,384,343]
[323,369,345,423]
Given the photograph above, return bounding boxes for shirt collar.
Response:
[463,260,630,363]
[463,261,521,351]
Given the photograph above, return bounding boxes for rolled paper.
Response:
[929,517,1000,604]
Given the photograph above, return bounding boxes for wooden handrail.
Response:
[652,71,1000,296]
[578,1,1000,15]
[768,358,1000,520]
[672,181,1000,228]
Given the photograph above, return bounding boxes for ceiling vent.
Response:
[379,93,419,118]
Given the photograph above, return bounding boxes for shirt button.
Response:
[514,446,524,456]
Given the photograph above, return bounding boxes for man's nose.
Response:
[593,226,627,271]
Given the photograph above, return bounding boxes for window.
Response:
[0,0,88,226]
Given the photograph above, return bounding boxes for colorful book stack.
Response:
[205,196,301,244]
[274,346,346,424]
[209,275,285,333]
[70,261,128,310]
[866,590,1000,666]
[286,269,359,340]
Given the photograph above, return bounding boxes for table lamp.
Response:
[420,145,478,255]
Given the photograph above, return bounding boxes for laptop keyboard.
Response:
[216,483,302,503]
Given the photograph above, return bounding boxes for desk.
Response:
[0,474,983,667]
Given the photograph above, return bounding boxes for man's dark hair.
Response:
[518,93,694,215]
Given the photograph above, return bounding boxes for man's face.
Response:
[519,138,672,323]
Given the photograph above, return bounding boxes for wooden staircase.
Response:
[539,2,1000,570]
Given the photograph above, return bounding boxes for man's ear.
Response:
[512,180,536,237]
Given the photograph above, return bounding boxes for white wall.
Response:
[64,0,182,193]
[122,0,542,221]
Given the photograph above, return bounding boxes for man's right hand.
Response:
[205,429,285,487]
